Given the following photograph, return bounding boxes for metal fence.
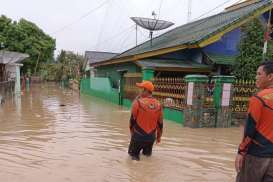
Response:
[153,77,186,110]
[232,79,257,113]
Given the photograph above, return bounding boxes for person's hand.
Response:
[235,154,244,173]
[156,137,161,144]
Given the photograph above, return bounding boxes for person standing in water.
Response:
[128,80,163,161]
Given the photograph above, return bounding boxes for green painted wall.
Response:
[95,62,141,88]
[123,98,132,109]
[81,78,119,104]
[163,108,184,124]
[81,77,185,124]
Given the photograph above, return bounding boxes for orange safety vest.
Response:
[130,95,163,141]
[239,88,273,157]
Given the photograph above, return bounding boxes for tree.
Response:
[39,50,85,81]
[0,15,55,74]
[232,18,273,80]
[57,51,85,81]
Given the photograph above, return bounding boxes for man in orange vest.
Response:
[235,61,273,181]
[128,80,163,161]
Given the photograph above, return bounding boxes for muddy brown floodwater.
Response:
[0,83,240,182]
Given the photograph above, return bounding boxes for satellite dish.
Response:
[130,16,174,46]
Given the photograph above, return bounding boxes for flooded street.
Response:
[0,83,240,182]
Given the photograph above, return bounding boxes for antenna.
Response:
[187,0,192,22]
[131,13,174,47]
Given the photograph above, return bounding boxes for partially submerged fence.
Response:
[0,80,15,97]
[81,74,257,127]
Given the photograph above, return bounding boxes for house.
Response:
[0,50,29,96]
[81,0,273,124]
[83,51,118,77]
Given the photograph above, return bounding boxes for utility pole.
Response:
[135,24,138,46]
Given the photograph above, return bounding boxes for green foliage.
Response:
[39,50,85,81]
[232,18,273,80]
[0,15,55,74]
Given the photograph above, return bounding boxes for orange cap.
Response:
[136,80,154,92]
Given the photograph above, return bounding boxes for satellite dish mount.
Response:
[131,12,174,47]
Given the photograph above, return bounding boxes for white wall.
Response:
[5,64,16,81]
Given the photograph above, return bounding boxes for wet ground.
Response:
[0,83,240,182]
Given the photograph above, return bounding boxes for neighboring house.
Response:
[83,51,118,76]
[0,50,29,95]
[90,0,273,87]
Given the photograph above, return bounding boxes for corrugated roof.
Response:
[137,59,212,71]
[0,51,29,64]
[115,0,271,58]
[85,51,118,64]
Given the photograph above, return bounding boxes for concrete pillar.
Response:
[142,68,154,81]
[90,67,96,77]
[212,76,235,127]
[15,64,23,95]
[184,75,209,128]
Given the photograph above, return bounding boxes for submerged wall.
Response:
[80,78,119,104]
[81,78,184,124]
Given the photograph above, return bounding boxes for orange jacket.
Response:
[238,88,273,157]
[130,95,163,141]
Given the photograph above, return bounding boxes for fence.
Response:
[152,77,186,110]
[124,76,215,110]
[0,80,15,98]
[123,73,142,101]
[232,79,257,123]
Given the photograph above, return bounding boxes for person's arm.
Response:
[129,100,139,135]
[235,95,263,172]
[238,96,263,155]
[156,105,163,143]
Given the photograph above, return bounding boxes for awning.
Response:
[206,53,237,65]
[0,51,29,64]
[136,59,212,72]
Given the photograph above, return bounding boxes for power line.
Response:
[187,0,192,22]
[90,25,135,49]
[193,0,241,21]
[95,0,112,50]
[51,0,110,35]
[157,0,164,19]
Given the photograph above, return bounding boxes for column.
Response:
[142,67,154,81]
[15,64,23,95]
[212,76,235,127]
[184,75,209,128]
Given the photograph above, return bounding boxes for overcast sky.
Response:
[1,0,243,55]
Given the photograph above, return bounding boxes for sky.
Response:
[0,0,243,55]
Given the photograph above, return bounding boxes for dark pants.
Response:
[236,155,273,182]
[128,138,154,160]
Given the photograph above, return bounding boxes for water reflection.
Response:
[0,83,240,182]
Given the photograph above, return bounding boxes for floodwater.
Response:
[0,83,240,182]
